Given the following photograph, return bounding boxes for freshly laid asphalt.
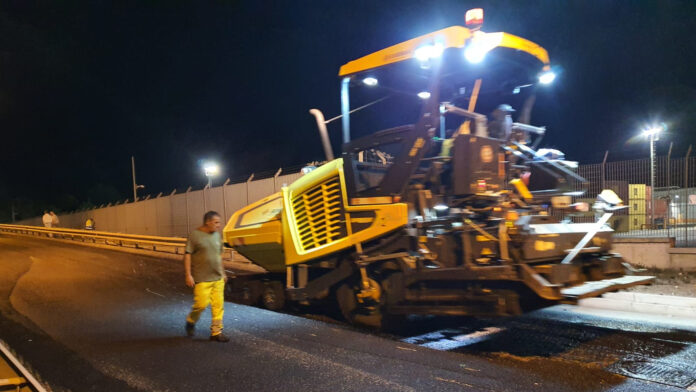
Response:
[0,234,689,391]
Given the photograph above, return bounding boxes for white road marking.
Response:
[145,288,165,298]
[403,327,505,351]
[434,376,473,388]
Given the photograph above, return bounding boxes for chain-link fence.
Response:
[574,152,696,247]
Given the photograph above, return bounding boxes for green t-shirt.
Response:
[186,229,224,283]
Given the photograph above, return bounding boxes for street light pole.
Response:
[132,156,138,201]
[649,133,656,227]
[642,123,665,228]
[131,156,145,202]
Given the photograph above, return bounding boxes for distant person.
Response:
[50,211,60,227]
[85,218,95,230]
[184,211,229,342]
[488,104,514,140]
[42,211,52,228]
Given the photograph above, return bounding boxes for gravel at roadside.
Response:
[626,269,696,297]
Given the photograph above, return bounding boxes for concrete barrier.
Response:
[668,248,696,271]
[613,237,673,269]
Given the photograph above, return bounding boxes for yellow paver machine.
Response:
[223,9,653,328]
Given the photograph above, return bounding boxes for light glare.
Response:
[417,91,431,100]
[538,71,556,85]
[414,43,444,62]
[363,77,378,86]
[464,44,487,63]
[433,204,448,211]
[642,124,665,138]
[204,162,219,177]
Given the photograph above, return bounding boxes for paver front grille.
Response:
[292,177,347,251]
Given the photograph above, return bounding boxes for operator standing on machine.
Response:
[184,211,229,342]
[487,104,515,139]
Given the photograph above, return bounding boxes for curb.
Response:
[578,292,696,319]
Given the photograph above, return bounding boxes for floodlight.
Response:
[203,162,219,177]
[414,43,444,62]
[642,125,665,138]
[538,70,556,85]
[464,43,488,63]
[363,77,378,86]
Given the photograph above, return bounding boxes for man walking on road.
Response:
[184,211,229,342]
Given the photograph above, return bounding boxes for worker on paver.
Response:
[184,211,229,342]
[487,104,515,140]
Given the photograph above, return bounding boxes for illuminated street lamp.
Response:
[203,162,220,188]
[642,123,666,227]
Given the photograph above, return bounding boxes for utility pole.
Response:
[131,156,144,202]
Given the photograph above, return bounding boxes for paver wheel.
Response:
[261,281,285,311]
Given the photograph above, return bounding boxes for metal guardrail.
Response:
[0,340,48,392]
[0,224,188,254]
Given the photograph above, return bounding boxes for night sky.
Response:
[2,1,696,220]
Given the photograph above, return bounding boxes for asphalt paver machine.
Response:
[223,10,654,328]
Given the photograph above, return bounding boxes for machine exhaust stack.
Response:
[309,109,335,161]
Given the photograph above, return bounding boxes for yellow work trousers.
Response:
[186,278,225,336]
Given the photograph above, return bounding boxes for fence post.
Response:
[222,178,230,222]
[273,168,282,193]
[601,150,608,191]
[246,174,254,206]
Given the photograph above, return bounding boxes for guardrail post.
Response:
[246,174,254,206]
[273,168,282,193]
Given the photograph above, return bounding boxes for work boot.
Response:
[185,322,195,337]
[209,333,230,343]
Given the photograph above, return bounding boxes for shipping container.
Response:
[629,199,646,214]
[629,215,646,230]
[629,184,646,200]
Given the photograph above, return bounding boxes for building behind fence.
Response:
[12,154,696,247]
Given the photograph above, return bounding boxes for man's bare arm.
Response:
[184,254,195,287]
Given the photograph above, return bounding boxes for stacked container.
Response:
[628,184,647,230]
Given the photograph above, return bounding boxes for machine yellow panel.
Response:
[223,192,285,272]
[338,26,549,77]
[282,159,408,265]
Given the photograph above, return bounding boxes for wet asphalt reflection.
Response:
[395,311,696,389]
[294,305,696,389]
